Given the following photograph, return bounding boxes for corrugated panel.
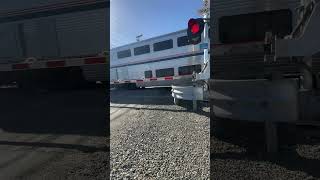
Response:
[312,54,320,73]
[56,8,107,57]
[36,18,60,59]
[210,0,304,79]
[212,53,265,79]
[0,23,23,63]
[211,0,301,44]
[110,68,117,81]
[0,6,107,62]
[82,64,107,81]
[211,53,300,79]
[0,0,73,13]
[23,20,41,58]
[10,17,60,60]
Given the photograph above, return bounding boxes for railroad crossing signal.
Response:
[198,0,210,16]
[136,34,143,42]
[187,18,205,45]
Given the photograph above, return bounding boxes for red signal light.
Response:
[187,18,205,45]
[188,19,200,34]
[191,24,200,34]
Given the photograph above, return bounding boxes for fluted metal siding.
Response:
[210,0,304,79]
[0,6,107,63]
[82,64,107,81]
[23,19,41,59]
[0,23,23,63]
[55,8,107,57]
[37,17,60,59]
[0,0,73,13]
[1,17,60,61]
[211,0,301,44]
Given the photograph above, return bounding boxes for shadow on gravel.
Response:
[210,150,320,178]
[110,102,210,118]
[0,140,108,153]
[197,109,210,118]
[110,88,173,105]
[111,87,211,118]
[211,119,320,178]
[176,100,210,118]
[110,105,187,113]
[0,87,108,137]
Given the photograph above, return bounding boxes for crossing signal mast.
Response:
[187,0,210,81]
[171,0,211,110]
[187,0,210,45]
[136,34,143,42]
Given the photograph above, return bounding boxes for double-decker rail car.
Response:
[110,29,206,88]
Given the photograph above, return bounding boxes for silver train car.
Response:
[0,0,108,87]
[110,29,205,88]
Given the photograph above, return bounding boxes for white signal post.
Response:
[196,0,210,81]
[192,0,210,111]
[171,0,211,111]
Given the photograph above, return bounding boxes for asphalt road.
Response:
[110,88,210,179]
[0,87,109,179]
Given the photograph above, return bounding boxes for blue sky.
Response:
[110,0,203,48]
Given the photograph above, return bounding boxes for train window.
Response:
[156,68,174,77]
[153,39,173,52]
[219,9,292,43]
[177,36,190,47]
[134,45,150,56]
[117,49,131,59]
[178,64,202,75]
[144,70,152,78]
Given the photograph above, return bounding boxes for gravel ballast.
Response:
[111,88,320,180]
[210,121,320,180]
[110,88,210,179]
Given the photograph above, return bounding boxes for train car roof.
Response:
[110,29,187,51]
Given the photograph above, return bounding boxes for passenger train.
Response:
[110,29,206,88]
